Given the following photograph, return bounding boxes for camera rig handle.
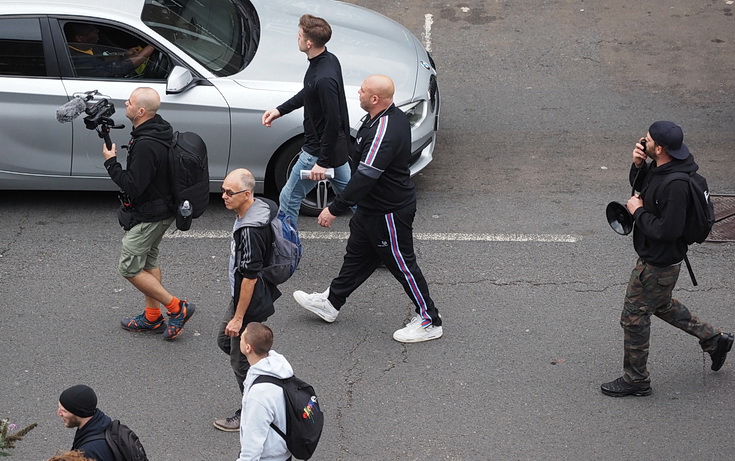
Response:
[96,117,125,150]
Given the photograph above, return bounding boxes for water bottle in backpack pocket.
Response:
[177,199,193,231]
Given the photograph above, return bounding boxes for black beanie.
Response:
[59,385,97,418]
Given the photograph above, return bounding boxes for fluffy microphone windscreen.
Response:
[56,97,87,123]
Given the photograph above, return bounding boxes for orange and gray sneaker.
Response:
[121,313,166,333]
[163,301,196,340]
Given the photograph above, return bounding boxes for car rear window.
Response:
[0,18,46,77]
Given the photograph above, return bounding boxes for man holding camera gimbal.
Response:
[601,121,733,397]
[102,87,196,341]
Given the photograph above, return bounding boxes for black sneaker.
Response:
[121,313,166,333]
[163,301,196,340]
[710,332,734,371]
[600,376,652,397]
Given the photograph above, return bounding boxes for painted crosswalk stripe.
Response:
[166,230,579,243]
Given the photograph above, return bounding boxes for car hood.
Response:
[232,0,420,103]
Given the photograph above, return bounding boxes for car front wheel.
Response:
[271,138,339,217]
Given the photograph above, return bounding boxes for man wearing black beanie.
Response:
[57,385,114,460]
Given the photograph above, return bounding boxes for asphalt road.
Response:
[2,1,734,460]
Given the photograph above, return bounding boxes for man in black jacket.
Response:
[102,87,195,341]
[293,75,443,343]
[262,14,351,225]
[214,168,280,431]
[57,385,114,461]
[601,121,733,397]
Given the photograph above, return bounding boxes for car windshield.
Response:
[141,0,259,76]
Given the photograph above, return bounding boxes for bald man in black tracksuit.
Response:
[293,75,442,343]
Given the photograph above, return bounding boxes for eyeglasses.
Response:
[221,187,250,197]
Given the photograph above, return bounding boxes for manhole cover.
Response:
[708,195,735,242]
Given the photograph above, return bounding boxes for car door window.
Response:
[141,0,255,76]
[62,21,171,80]
[0,18,46,76]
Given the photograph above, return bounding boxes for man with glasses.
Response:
[214,168,281,432]
[103,87,195,341]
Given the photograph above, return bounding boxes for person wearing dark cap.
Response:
[601,121,733,397]
[57,385,114,460]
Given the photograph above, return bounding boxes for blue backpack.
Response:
[261,210,302,285]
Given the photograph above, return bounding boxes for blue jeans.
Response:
[278,150,351,225]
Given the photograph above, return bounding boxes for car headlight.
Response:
[398,100,427,128]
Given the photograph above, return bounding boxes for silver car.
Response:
[0,0,439,215]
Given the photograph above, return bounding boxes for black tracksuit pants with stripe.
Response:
[327,202,441,327]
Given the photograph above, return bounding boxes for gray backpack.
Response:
[261,210,302,285]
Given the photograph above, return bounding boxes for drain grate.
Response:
[708,195,735,242]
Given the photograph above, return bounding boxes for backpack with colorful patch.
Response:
[254,375,323,460]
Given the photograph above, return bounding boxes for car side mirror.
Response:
[166,66,198,94]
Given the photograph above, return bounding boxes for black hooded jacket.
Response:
[71,409,114,461]
[104,114,174,222]
[629,154,699,266]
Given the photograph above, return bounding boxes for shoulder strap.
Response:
[252,375,288,440]
[254,375,285,386]
[134,134,176,210]
[133,134,170,148]
[658,171,697,257]
[105,420,125,461]
[73,431,107,450]
[662,171,690,184]
[653,171,690,201]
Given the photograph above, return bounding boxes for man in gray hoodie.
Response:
[238,322,293,461]
[215,169,281,431]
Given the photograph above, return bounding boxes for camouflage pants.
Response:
[621,258,720,385]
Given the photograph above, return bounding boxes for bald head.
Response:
[132,87,160,113]
[222,168,256,216]
[365,75,395,100]
[224,168,255,191]
[358,75,395,117]
[126,87,160,127]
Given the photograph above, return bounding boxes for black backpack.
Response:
[76,420,148,461]
[659,171,715,244]
[141,131,210,231]
[254,375,324,460]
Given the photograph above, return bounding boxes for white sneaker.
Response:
[392,316,443,343]
[293,289,339,323]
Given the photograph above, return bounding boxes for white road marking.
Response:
[422,14,433,52]
[165,230,579,243]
